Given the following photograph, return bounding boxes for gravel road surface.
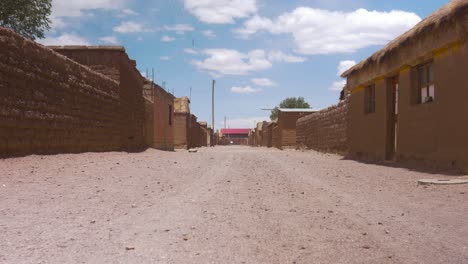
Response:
[1,146,467,263]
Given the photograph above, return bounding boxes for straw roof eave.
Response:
[341,0,468,78]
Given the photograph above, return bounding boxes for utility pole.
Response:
[189,87,192,102]
[224,116,226,129]
[212,80,215,146]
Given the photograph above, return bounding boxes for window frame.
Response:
[416,61,434,104]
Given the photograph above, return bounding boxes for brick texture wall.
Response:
[0,28,144,156]
[144,98,154,147]
[296,98,349,154]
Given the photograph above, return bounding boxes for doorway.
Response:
[386,77,399,160]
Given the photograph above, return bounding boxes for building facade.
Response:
[342,0,468,171]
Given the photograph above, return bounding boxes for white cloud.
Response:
[160,56,171,61]
[161,36,176,42]
[329,80,346,91]
[50,16,66,30]
[329,60,356,91]
[184,0,257,24]
[220,116,268,128]
[231,86,262,94]
[52,0,127,17]
[120,8,139,16]
[38,33,90,46]
[164,24,195,34]
[113,21,152,33]
[184,48,199,54]
[193,49,272,76]
[99,36,119,44]
[252,78,277,87]
[50,0,128,29]
[337,60,356,76]
[267,51,306,63]
[236,8,421,55]
[202,30,216,38]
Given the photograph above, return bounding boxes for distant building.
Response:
[220,129,251,145]
[275,109,317,149]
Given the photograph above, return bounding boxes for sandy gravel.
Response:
[1,146,467,264]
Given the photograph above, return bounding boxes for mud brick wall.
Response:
[144,98,154,147]
[174,113,189,149]
[189,114,200,148]
[0,28,140,156]
[50,46,145,150]
[296,98,349,154]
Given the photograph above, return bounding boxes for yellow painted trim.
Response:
[400,65,411,73]
[374,76,385,84]
[350,85,365,94]
[433,41,462,58]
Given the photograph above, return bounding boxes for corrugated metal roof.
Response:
[221,128,251,135]
[278,108,317,113]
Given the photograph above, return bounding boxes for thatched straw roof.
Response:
[342,0,468,78]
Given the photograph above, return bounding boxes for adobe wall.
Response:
[272,125,280,149]
[278,112,313,148]
[174,113,189,149]
[199,122,208,147]
[348,80,388,160]
[396,41,468,171]
[296,99,349,154]
[189,114,200,148]
[261,122,270,147]
[50,47,145,150]
[152,85,174,151]
[144,98,154,147]
[0,28,137,156]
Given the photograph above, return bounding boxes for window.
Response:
[417,62,434,104]
[168,105,172,125]
[364,84,376,114]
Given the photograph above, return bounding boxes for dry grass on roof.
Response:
[342,0,468,77]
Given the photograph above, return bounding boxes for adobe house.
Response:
[143,80,175,151]
[275,109,316,149]
[49,46,145,150]
[341,0,468,171]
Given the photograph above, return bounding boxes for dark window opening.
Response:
[364,84,376,114]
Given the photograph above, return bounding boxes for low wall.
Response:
[296,98,349,153]
[0,28,142,156]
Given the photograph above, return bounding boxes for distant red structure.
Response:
[220,129,251,145]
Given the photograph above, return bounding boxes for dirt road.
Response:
[1,146,467,263]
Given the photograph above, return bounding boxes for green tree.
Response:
[0,0,52,40]
[270,97,311,121]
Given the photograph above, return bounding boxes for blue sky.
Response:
[40,0,448,129]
